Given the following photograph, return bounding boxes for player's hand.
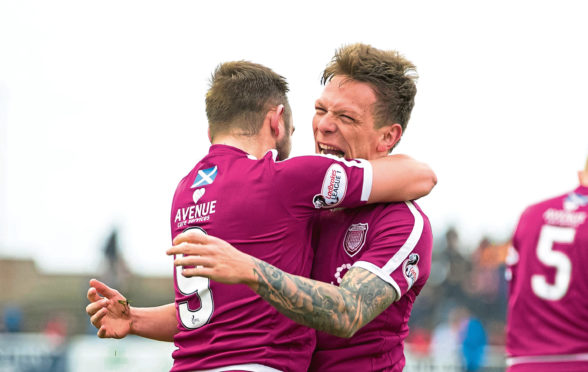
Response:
[86,279,132,339]
[168,230,257,286]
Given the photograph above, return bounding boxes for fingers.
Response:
[90,306,108,330]
[173,255,212,268]
[167,241,211,257]
[168,233,229,256]
[172,229,208,246]
[97,327,107,338]
[87,287,102,302]
[86,298,109,316]
[180,266,213,278]
[89,278,119,299]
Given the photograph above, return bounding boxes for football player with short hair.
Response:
[505,156,588,372]
[86,57,435,372]
[170,43,434,371]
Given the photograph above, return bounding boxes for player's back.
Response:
[506,185,588,371]
[169,144,371,372]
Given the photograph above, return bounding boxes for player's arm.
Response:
[250,263,395,338]
[367,154,436,203]
[168,232,396,338]
[86,279,178,342]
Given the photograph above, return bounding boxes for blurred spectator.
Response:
[440,228,471,303]
[465,237,508,325]
[430,306,468,368]
[461,315,487,372]
[44,313,68,346]
[99,228,131,292]
[424,227,472,326]
[2,305,23,332]
[431,306,488,371]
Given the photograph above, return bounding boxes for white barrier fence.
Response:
[0,333,505,372]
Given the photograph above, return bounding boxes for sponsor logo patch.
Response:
[174,200,217,228]
[402,253,420,290]
[192,188,205,204]
[313,164,347,209]
[343,223,368,257]
[543,208,587,227]
[191,166,218,188]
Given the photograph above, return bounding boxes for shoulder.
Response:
[359,202,432,251]
[275,153,369,171]
[517,191,570,223]
[372,201,430,229]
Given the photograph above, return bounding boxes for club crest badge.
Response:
[343,223,368,257]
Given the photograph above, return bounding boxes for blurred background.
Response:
[1,1,587,371]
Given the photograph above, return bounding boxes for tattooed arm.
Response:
[253,261,397,338]
[168,230,397,338]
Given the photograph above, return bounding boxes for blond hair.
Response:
[322,43,417,131]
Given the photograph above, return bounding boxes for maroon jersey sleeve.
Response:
[270,153,372,217]
[353,201,432,299]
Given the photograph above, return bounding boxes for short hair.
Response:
[206,61,291,139]
[321,43,417,132]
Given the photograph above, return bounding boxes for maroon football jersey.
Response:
[506,185,588,371]
[169,145,372,372]
[310,201,433,371]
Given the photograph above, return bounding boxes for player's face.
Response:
[313,76,383,160]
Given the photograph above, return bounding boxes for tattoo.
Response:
[253,261,396,338]
[118,299,130,314]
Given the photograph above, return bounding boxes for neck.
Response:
[212,133,274,159]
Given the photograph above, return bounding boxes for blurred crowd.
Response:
[1,227,510,371]
[407,227,509,370]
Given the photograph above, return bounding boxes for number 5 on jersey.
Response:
[532,225,575,301]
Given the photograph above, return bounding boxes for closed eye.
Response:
[340,114,356,123]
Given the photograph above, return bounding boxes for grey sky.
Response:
[1,1,587,276]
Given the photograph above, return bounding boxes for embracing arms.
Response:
[168,231,397,338]
[367,154,436,203]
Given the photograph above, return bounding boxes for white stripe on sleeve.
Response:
[352,201,424,300]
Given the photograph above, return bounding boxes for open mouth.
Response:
[318,143,345,158]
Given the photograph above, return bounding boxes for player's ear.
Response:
[376,123,402,153]
[268,104,285,138]
[207,127,212,143]
[578,170,588,187]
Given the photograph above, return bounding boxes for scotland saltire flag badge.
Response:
[191,166,218,188]
[563,192,588,211]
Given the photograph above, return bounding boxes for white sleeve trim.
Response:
[197,363,283,372]
[352,201,424,301]
[381,201,423,274]
[353,261,402,301]
[360,159,373,202]
[506,353,588,367]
